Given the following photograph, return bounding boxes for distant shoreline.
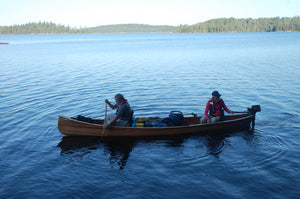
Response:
[1,17,300,34]
[0,42,9,44]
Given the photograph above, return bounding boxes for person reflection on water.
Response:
[104,94,133,128]
[200,91,235,124]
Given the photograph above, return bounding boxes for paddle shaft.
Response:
[102,103,107,135]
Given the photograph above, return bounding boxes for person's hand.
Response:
[105,99,109,104]
[231,111,235,114]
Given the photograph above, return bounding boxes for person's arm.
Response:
[221,99,234,113]
[204,101,210,119]
[105,99,117,109]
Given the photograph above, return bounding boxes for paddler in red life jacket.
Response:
[200,91,235,124]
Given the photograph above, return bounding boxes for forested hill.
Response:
[88,24,176,33]
[176,17,300,33]
[0,17,300,34]
[0,22,88,34]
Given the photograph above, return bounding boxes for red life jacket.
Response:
[209,98,224,117]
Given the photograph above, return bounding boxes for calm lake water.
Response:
[0,32,300,198]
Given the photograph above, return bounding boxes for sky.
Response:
[1,0,299,28]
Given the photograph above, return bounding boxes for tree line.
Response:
[0,17,300,34]
[176,17,300,33]
[0,22,88,34]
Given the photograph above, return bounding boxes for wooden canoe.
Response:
[58,106,260,137]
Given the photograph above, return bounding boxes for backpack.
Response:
[76,115,94,123]
[167,111,187,126]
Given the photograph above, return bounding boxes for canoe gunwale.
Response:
[63,114,252,128]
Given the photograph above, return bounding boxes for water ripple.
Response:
[1,32,300,199]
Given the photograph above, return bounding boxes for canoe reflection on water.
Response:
[57,131,257,169]
[57,136,137,169]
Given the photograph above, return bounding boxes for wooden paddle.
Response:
[102,103,108,136]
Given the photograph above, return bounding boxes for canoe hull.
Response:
[58,114,255,137]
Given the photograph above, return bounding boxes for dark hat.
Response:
[212,91,221,98]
